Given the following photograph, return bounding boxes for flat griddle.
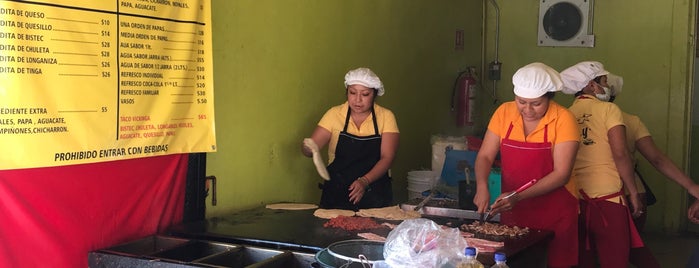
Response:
[167,205,551,266]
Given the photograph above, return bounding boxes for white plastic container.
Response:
[406,170,436,199]
[431,136,467,180]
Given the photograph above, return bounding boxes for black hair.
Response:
[544,92,556,99]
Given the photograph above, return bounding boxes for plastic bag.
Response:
[383,218,468,268]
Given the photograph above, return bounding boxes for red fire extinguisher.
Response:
[451,67,478,126]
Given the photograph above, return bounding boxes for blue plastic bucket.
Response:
[440,148,477,186]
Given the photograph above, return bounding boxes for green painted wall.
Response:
[480,0,695,233]
[204,0,697,234]
[205,1,483,216]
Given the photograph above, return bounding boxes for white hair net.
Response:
[344,67,384,96]
[560,61,609,94]
[606,73,623,96]
[512,62,563,98]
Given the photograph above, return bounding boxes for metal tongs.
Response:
[413,189,435,212]
[482,178,538,222]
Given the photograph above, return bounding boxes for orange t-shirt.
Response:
[489,100,580,198]
[488,100,579,145]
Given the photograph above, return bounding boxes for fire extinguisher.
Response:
[451,67,478,126]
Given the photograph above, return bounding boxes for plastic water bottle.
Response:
[492,252,510,268]
[457,247,484,268]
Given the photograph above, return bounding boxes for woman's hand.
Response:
[348,179,367,204]
[302,127,331,157]
[688,200,699,224]
[488,192,520,216]
[628,193,644,218]
[473,130,500,214]
[473,188,491,214]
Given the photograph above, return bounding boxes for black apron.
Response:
[319,107,392,210]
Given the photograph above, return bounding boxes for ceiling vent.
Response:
[538,0,594,47]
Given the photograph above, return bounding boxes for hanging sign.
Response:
[0,0,216,170]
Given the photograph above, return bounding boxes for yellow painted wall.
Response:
[205,1,483,216]
[480,0,695,233]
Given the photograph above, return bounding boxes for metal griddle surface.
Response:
[167,208,394,253]
[167,206,552,265]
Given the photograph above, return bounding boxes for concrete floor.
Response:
[642,231,699,268]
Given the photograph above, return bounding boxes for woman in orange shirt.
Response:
[474,62,580,268]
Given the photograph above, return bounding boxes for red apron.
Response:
[579,190,644,249]
[500,123,579,267]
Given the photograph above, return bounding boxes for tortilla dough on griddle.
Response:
[313,208,356,219]
[265,203,318,210]
[356,205,421,220]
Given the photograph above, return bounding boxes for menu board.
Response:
[0,0,216,170]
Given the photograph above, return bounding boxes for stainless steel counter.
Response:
[88,235,317,268]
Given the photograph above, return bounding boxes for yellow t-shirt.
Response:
[623,112,651,194]
[624,112,651,154]
[488,100,579,144]
[567,95,626,201]
[317,102,399,163]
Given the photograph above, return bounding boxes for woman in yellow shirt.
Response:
[561,61,643,268]
[302,67,399,210]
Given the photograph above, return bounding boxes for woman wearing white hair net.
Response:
[561,61,644,268]
[301,67,399,210]
[473,62,580,268]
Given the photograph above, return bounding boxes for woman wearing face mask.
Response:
[561,61,643,268]
[302,67,399,210]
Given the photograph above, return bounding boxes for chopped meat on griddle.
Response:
[323,215,383,231]
[459,221,529,239]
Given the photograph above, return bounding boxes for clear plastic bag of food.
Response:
[383,218,468,268]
